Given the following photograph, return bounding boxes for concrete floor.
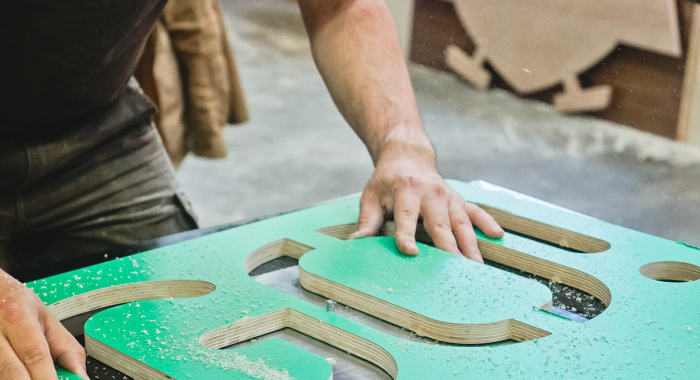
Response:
[177,0,700,246]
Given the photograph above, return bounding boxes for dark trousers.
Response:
[0,81,198,277]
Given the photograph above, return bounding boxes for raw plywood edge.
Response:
[678,3,700,143]
[476,204,611,253]
[48,280,216,321]
[316,223,359,240]
[86,335,172,380]
[317,221,430,242]
[244,238,314,274]
[639,261,700,282]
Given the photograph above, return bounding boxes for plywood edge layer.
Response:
[48,280,216,322]
[316,223,359,240]
[678,4,700,142]
[639,261,700,282]
[86,334,171,380]
[299,268,551,344]
[245,238,314,274]
[317,222,431,244]
[200,308,399,379]
[476,204,610,253]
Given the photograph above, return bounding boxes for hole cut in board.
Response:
[247,239,519,347]
[640,261,700,282]
[317,222,609,320]
[200,308,399,380]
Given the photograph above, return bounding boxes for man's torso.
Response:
[0,0,167,132]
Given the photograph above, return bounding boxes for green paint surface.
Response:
[34,180,698,379]
[55,366,84,380]
[299,237,551,325]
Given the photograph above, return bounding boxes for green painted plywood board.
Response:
[56,367,84,380]
[33,180,698,379]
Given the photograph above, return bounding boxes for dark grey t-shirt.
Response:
[0,0,167,133]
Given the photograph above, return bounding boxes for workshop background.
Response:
[175,0,700,247]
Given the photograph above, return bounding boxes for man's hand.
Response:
[297,0,503,259]
[0,271,88,380]
[350,140,504,262]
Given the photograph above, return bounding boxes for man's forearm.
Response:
[298,0,504,261]
[298,0,433,165]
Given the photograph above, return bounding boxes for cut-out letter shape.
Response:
[300,237,553,344]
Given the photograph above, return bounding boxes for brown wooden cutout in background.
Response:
[445,0,682,112]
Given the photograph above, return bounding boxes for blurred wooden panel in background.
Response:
[410,0,696,139]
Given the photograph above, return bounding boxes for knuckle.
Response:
[357,215,374,224]
[0,301,27,323]
[0,361,25,379]
[433,184,447,197]
[396,208,417,221]
[357,214,380,228]
[430,220,451,232]
[394,175,422,191]
[452,216,471,227]
[60,347,87,363]
[407,175,422,189]
[75,347,87,360]
[360,189,376,204]
[21,346,49,366]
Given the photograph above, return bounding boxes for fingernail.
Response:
[406,241,419,254]
[78,369,90,380]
